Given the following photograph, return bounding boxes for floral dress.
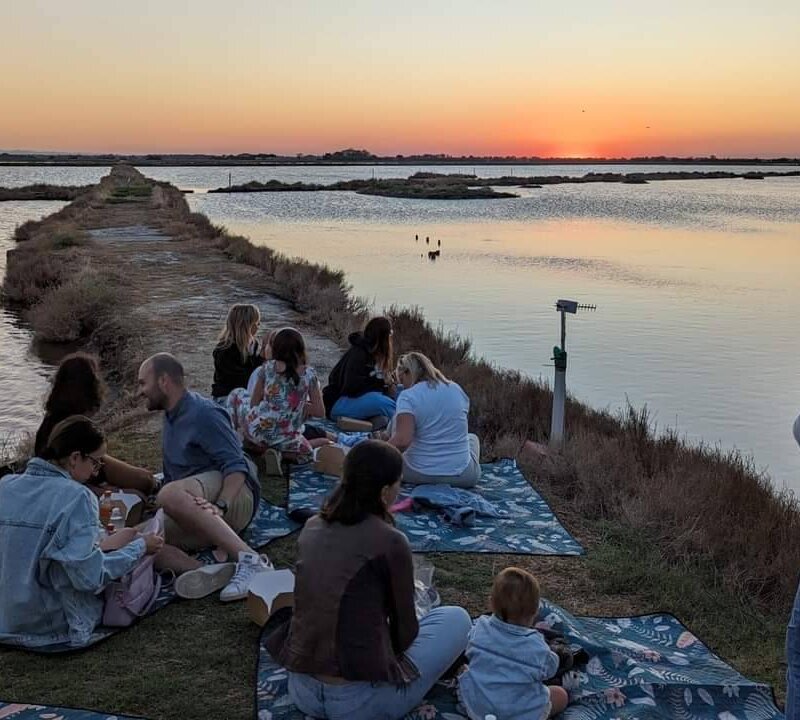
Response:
[227,361,317,462]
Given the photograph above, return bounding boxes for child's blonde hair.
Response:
[490,567,541,625]
[218,304,260,362]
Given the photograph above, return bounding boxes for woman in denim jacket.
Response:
[0,416,163,650]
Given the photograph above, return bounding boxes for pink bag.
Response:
[102,510,164,628]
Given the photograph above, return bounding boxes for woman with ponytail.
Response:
[265,440,471,720]
[227,328,326,462]
[323,316,398,422]
[0,416,165,649]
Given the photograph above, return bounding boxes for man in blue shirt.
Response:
[138,353,272,602]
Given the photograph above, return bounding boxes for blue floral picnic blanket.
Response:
[256,600,784,720]
[0,703,144,719]
[289,458,584,555]
[243,497,299,549]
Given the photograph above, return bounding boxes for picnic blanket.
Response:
[289,458,584,555]
[0,703,144,719]
[256,599,784,720]
[242,497,299,548]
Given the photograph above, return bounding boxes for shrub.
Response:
[2,247,82,305]
[29,268,124,342]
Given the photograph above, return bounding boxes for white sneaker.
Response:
[175,562,236,600]
[219,551,274,602]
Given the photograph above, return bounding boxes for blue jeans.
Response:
[288,606,471,720]
[331,392,396,421]
[787,579,800,720]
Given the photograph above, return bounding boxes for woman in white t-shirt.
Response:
[387,352,480,488]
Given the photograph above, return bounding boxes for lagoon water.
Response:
[0,201,66,449]
[1,165,799,490]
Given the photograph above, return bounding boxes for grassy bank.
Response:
[0,184,92,201]
[212,176,518,199]
[0,165,793,716]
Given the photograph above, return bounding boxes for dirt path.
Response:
[86,224,341,437]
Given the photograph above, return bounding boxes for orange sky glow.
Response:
[1,1,799,157]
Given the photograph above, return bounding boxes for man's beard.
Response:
[146,389,169,411]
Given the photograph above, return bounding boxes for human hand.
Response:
[99,527,137,551]
[192,495,222,516]
[142,533,165,555]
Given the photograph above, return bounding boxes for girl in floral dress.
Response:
[227,328,325,463]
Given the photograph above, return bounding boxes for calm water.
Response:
[0,201,66,446]
[1,166,799,491]
[0,163,797,192]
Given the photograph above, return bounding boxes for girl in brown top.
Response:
[267,440,471,720]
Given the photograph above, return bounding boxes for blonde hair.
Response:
[218,304,260,362]
[396,352,449,387]
[490,567,541,625]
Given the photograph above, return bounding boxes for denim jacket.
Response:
[459,614,559,720]
[0,458,146,649]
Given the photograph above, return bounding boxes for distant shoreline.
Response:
[1,155,799,168]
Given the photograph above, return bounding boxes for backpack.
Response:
[102,510,164,627]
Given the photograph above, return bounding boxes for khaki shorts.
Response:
[163,471,255,551]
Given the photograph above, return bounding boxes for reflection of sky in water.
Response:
[188,178,800,491]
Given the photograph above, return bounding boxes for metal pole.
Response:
[550,309,568,450]
[549,299,594,450]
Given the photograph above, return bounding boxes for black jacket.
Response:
[211,341,263,399]
[322,332,389,416]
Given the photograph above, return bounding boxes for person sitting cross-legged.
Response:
[388,352,481,488]
[137,352,273,601]
[266,440,471,720]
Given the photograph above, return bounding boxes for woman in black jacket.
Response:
[212,304,267,401]
[322,317,397,421]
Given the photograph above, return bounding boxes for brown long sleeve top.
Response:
[266,513,420,684]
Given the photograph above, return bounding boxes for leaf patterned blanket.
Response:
[289,458,584,555]
[256,599,784,720]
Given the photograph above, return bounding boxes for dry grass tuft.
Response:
[28,267,126,343]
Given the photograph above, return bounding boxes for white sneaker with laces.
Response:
[175,562,236,600]
[220,551,274,602]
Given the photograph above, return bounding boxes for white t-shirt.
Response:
[395,380,471,475]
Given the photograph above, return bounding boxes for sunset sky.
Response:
[2,0,799,157]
